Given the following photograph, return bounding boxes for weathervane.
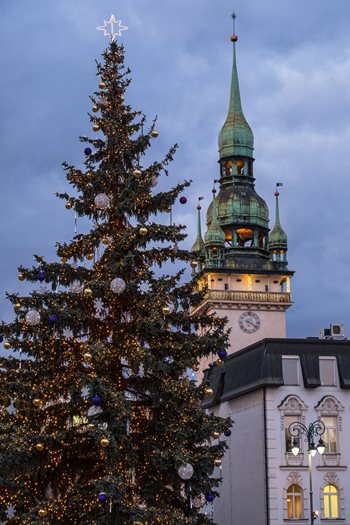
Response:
[97,14,128,42]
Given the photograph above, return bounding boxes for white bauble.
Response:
[177,463,194,480]
[110,277,126,294]
[151,176,158,187]
[25,310,41,326]
[94,193,110,210]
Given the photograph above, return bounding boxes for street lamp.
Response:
[288,420,326,524]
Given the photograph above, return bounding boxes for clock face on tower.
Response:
[239,311,261,333]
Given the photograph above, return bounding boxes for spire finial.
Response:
[191,197,205,255]
[231,12,238,43]
[274,183,283,225]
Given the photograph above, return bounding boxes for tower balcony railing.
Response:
[205,290,292,303]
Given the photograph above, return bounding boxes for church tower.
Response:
[191,15,294,359]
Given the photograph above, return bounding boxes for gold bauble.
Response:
[87,172,94,180]
[92,105,99,113]
[204,387,214,397]
[93,123,100,132]
[60,257,68,263]
[139,227,148,236]
[86,253,94,261]
[133,169,142,178]
[214,458,222,467]
[84,288,93,298]
[87,423,95,430]
[216,359,224,367]
[18,273,25,281]
[212,431,220,439]
[14,303,21,312]
[32,399,42,408]
[102,237,110,246]
[35,443,45,452]
[99,81,106,89]
[100,437,110,448]
[162,306,170,315]
[165,206,172,213]
[151,130,159,138]
[83,352,93,362]
[3,342,11,350]
[190,261,198,268]
[65,201,73,209]
[38,509,47,517]
[192,363,200,372]
[231,34,238,42]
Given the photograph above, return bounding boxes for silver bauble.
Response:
[25,310,41,326]
[110,278,126,294]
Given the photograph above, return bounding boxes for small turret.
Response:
[191,199,206,257]
[204,189,226,267]
[269,185,288,266]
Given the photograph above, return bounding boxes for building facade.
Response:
[203,339,350,525]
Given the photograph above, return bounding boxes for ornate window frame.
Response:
[283,472,307,520]
[315,396,344,466]
[279,395,308,466]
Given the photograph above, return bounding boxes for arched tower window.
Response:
[225,159,233,176]
[236,158,244,174]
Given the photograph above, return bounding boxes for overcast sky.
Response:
[1,0,350,340]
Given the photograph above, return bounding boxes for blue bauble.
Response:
[224,429,232,437]
[48,315,57,324]
[84,147,92,155]
[36,272,46,281]
[218,349,227,359]
[91,395,102,405]
[0,336,3,343]
[98,492,107,502]
[205,493,215,502]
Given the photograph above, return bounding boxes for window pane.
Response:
[285,416,300,452]
[331,494,339,517]
[282,358,299,385]
[324,495,330,518]
[320,358,336,386]
[322,417,337,453]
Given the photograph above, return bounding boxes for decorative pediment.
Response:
[324,471,340,486]
[315,396,344,415]
[286,471,304,487]
[278,395,308,414]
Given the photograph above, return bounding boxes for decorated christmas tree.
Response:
[0,24,231,525]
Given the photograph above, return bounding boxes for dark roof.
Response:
[202,338,350,408]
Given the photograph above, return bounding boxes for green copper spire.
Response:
[218,14,254,160]
[191,200,206,255]
[269,185,288,251]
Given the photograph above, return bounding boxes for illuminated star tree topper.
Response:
[97,14,128,42]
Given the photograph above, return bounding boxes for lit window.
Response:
[282,357,300,386]
[284,415,300,453]
[324,484,339,518]
[320,358,336,386]
[322,416,338,453]
[287,484,302,519]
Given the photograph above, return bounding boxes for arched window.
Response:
[324,484,339,519]
[287,484,302,519]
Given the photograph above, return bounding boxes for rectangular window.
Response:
[320,357,336,386]
[282,357,300,386]
[322,416,338,453]
[284,415,300,453]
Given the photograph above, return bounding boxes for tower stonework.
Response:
[191,26,294,367]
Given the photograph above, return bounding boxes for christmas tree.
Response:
[0,36,231,525]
